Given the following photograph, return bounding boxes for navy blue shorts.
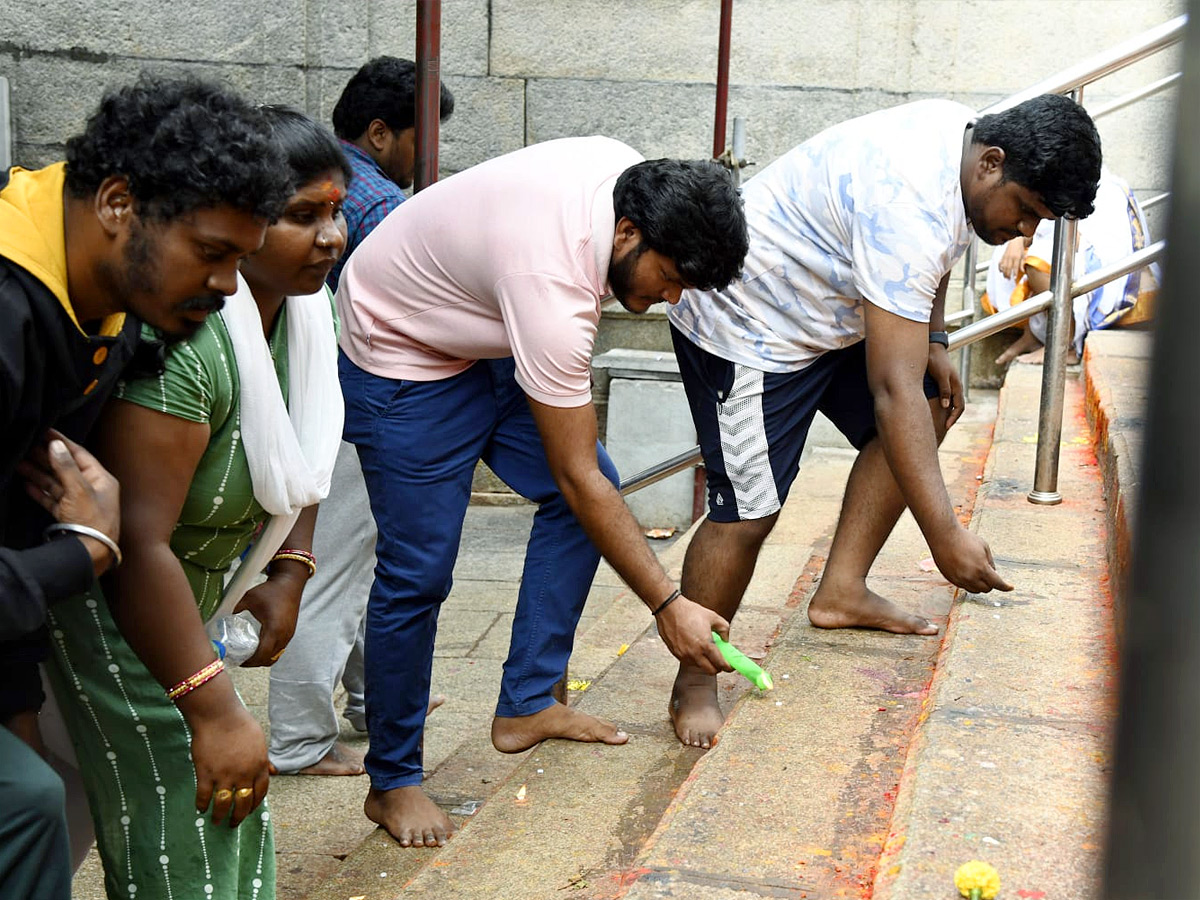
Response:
[671,326,939,522]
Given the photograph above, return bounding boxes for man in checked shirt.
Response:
[265,57,456,778]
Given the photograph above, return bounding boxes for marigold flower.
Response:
[954,860,1001,899]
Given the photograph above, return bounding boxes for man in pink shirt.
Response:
[337,135,748,848]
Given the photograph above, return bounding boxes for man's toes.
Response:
[604,727,629,745]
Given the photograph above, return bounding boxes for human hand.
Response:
[926,343,964,430]
[930,526,1014,594]
[656,596,735,675]
[997,236,1030,280]
[233,573,304,667]
[191,703,270,827]
[17,429,121,576]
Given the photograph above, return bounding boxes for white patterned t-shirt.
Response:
[670,99,976,372]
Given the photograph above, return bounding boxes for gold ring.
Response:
[215,788,233,802]
[270,649,285,661]
[235,787,254,799]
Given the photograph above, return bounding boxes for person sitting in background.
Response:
[266,56,455,779]
[0,74,289,900]
[45,107,347,900]
[986,166,1159,366]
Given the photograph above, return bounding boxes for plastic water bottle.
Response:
[206,610,262,667]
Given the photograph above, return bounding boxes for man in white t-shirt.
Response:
[666,94,1101,749]
[336,136,748,848]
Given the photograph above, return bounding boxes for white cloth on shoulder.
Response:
[215,273,343,617]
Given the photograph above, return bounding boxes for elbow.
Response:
[550,461,611,512]
[869,367,922,422]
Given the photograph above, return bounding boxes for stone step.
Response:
[875,364,1117,899]
[1081,328,1151,638]
[315,394,998,899]
[618,395,996,900]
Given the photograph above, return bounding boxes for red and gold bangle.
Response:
[269,547,316,578]
[166,658,225,701]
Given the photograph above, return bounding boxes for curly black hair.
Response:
[331,56,455,141]
[258,106,353,190]
[613,159,748,290]
[64,73,291,222]
[973,94,1102,219]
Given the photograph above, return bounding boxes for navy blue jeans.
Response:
[339,352,618,790]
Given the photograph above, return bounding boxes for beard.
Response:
[608,241,647,312]
[117,222,226,344]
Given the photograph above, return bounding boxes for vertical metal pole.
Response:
[957,239,977,402]
[712,0,733,159]
[414,0,442,193]
[1027,88,1082,505]
[729,116,746,189]
[1103,5,1200,893]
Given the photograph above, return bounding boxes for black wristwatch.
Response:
[928,331,949,348]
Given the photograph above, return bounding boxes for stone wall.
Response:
[5,1,1181,506]
[4,0,1184,202]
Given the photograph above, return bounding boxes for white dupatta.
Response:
[213,274,343,618]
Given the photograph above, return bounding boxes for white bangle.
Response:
[44,523,123,568]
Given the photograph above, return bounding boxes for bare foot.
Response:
[296,742,365,776]
[491,702,628,754]
[808,580,939,635]
[996,330,1042,366]
[365,785,456,848]
[1016,346,1079,366]
[669,667,724,749]
[427,693,446,715]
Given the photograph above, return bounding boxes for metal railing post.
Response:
[1028,88,1083,505]
[957,239,978,402]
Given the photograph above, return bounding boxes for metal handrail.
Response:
[621,240,1166,497]
[1090,72,1183,120]
[620,447,702,495]
[960,16,1183,502]
[981,15,1186,115]
[947,241,1166,351]
[1142,191,1171,210]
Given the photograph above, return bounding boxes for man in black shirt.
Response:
[0,74,290,898]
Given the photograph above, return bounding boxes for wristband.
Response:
[928,331,950,348]
[44,522,123,567]
[652,588,681,616]
[166,658,225,701]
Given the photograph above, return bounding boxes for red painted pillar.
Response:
[712,0,733,160]
[415,0,442,192]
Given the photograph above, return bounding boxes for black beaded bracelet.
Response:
[652,588,682,616]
